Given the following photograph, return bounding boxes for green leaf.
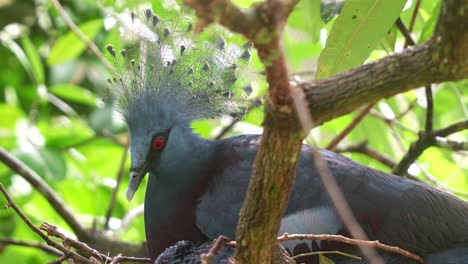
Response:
[288,0,323,42]
[13,147,67,181]
[49,83,98,106]
[47,19,103,65]
[20,36,45,84]
[316,0,406,79]
[418,1,441,43]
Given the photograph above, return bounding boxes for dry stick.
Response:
[291,250,361,261]
[277,234,424,263]
[0,147,88,239]
[40,222,109,263]
[48,254,72,264]
[219,233,423,263]
[291,84,384,264]
[0,184,91,264]
[201,235,232,264]
[50,0,111,69]
[326,103,376,151]
[104,139,130,230]
[0,237,63,256]
[40,222,151,264]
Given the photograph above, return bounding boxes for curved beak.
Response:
[126,163,148,201]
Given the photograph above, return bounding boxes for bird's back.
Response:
[195,134,468,263]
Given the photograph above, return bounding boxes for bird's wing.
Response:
[288,146,468,255]
[196,135,468,256]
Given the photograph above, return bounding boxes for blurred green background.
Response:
[0,0,466,263]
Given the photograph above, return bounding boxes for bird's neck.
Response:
[144,128,217,259]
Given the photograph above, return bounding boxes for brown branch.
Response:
[434,120,468,137]
[220,233,423,263]
[0,184,92,264]
[200,235,232,264]
[104,139,129,230]
[215,99,262,140]
[277,234,424,263]
[0,237,63,256]
[40,222,109,263]
[48,254,72,264]
[186,0,301,263]
[326,103,375,151]
[392,120,468,175]
[40,222,151,264]
[0,147,88,239]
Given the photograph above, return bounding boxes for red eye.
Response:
[152,137,166,151]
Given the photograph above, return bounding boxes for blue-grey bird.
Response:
[107,9,468,264]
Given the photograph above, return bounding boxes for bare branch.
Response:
[104,140,130,230]
[326,103,375,151]
[434,120,468,137]
[0,184,91,263]
[0,147,88,239]
[0,237,63,256]
[277,234,424,263]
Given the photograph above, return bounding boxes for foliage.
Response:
[0,0,466,263]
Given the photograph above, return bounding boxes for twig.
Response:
[335,141,396,168]
[396,14,434,134]
[405,0,422,47]
[120,204,144,231]
[393,120,468,175]
[291,250,361,261]
[201,236,232,264]
[424,86,434,132]
[326,103,375,151]
[222,233,423,263]
[104,139,130,230]
[0,184,91,263]
[49,0,111,69]
[40,222,109,263]
[0,147,88,239]
[39,222,151,264]
[369,109,417,134]
[0,237,63,256]
[434,120,468,137]
[395,18,414,46]
[109,254,150,264]
[48,254,71,264]
[215,99,262,140]
[277,234,424,263]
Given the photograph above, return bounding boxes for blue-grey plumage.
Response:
[108,8,468,264]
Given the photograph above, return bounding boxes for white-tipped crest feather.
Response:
[106,8,253,125]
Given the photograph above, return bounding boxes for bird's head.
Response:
[105,9,254,201]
